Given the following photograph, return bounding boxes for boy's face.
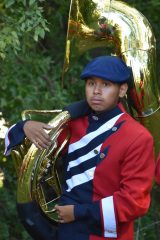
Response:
[85,76,128,113]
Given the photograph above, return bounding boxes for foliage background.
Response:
[0,0,160,239]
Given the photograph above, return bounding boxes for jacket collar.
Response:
[89,105,123,123]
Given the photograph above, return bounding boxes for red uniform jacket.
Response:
[57,106,155,240]
[4,103,155,240]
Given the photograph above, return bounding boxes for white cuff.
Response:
[4,124,16,156]
[101,196,117,238]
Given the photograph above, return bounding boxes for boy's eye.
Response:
[87,80,95,85]
[104,81,112,87]
[103,82,109,87]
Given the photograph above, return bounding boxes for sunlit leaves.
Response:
[0,0,49,58]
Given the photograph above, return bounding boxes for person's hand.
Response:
[54,205,75,223]
[23,120,53,149]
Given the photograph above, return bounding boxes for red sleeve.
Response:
[155,154,160,184]
[114,132,155,222]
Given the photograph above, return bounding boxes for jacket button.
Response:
[94,149,99,154]
[92,116,99,120]
[112,126,117,131]
[100,153,105,159]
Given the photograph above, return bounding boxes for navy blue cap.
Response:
[80,56,131,83]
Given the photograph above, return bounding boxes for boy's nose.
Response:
[93,84,102,94]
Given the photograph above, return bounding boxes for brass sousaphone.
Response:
[12,0,160,231]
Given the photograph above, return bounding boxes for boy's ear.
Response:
[119,83,128,98]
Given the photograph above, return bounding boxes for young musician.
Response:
[5,56,155,240]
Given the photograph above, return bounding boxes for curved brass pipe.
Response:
[63,0,160,155]
[12,110,71,221]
